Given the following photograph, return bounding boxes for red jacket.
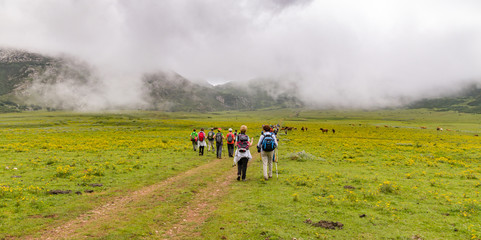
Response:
[226,133,235,144]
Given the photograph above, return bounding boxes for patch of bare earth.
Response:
[163,167,235,239]
[26,158,236,240]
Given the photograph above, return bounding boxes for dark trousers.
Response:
[192,141,197,151]
[227,144,234,157]
[199,146,204,155]
[237,157,248,180]
[216,143,223,158]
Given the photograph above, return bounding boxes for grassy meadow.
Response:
[0,109,480,239]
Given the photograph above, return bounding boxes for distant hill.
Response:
[0,48,98,112]
[141,72,303,112]
[3,48,481,113]
[408,84,481,113]
[0,48,303,112]
[0,48,55,112]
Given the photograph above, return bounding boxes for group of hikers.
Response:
[189,125,279,181]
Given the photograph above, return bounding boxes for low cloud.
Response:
[1,0,481,109]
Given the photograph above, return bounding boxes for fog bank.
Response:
[1,0,481,109]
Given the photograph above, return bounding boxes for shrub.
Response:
[378,181,399,194]
[288,151,318,162]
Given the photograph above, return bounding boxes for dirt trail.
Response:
[27,157,237,240]
[163,167,235,239]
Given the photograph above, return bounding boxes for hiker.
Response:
[190,129,198,151]
[226,128,236,157]
[257,125,278,180]
[233,125,252,181]
[215,128,224,159]
[207,128,215,152]
[273,127,279,136]
[198,128,206,156]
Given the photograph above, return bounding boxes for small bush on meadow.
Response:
[55,165,73,178]
[378,181,399,194]
[288,151,318,162]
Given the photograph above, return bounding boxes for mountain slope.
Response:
[141,72,303,112]
[408,83,481,113]
[0,48,304,112]
[3,48,480,113]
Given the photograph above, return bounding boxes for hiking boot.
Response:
[237,176,240,181]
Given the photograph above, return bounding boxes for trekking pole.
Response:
[275,148,279,180]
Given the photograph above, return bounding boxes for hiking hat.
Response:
[228,128,233,132]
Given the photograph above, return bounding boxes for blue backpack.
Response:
[261,133,276,152]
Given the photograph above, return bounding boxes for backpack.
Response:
[227,133,234,144]
[237,134,249,152]
[207,131,214,140]
[198,132,205,142]
[190,132,197,142]
[215,132,223,143]
[261,133,276,152]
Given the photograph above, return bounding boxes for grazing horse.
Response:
[320,128,329,133]
[437,127,443,131]
[301,127,305,131]
[332,129,335,134]
[420,126,427,129]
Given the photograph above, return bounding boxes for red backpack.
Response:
[198,132,205,142]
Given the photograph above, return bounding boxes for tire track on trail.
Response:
[27,157,237,240]
[162,166,235,239]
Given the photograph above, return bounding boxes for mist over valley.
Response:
[1,1,481,112]
[0,48,480,113]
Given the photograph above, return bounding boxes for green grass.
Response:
[0,109,481,239]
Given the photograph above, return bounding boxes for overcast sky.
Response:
[1,0,481,108]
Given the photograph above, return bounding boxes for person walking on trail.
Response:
[207,128,215,153]
[226,128,236,157]
[215,128,224,159]
[257,125,278,180]
[197,128,206,156]
[233,125,252,181]
[190,129,198,151]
